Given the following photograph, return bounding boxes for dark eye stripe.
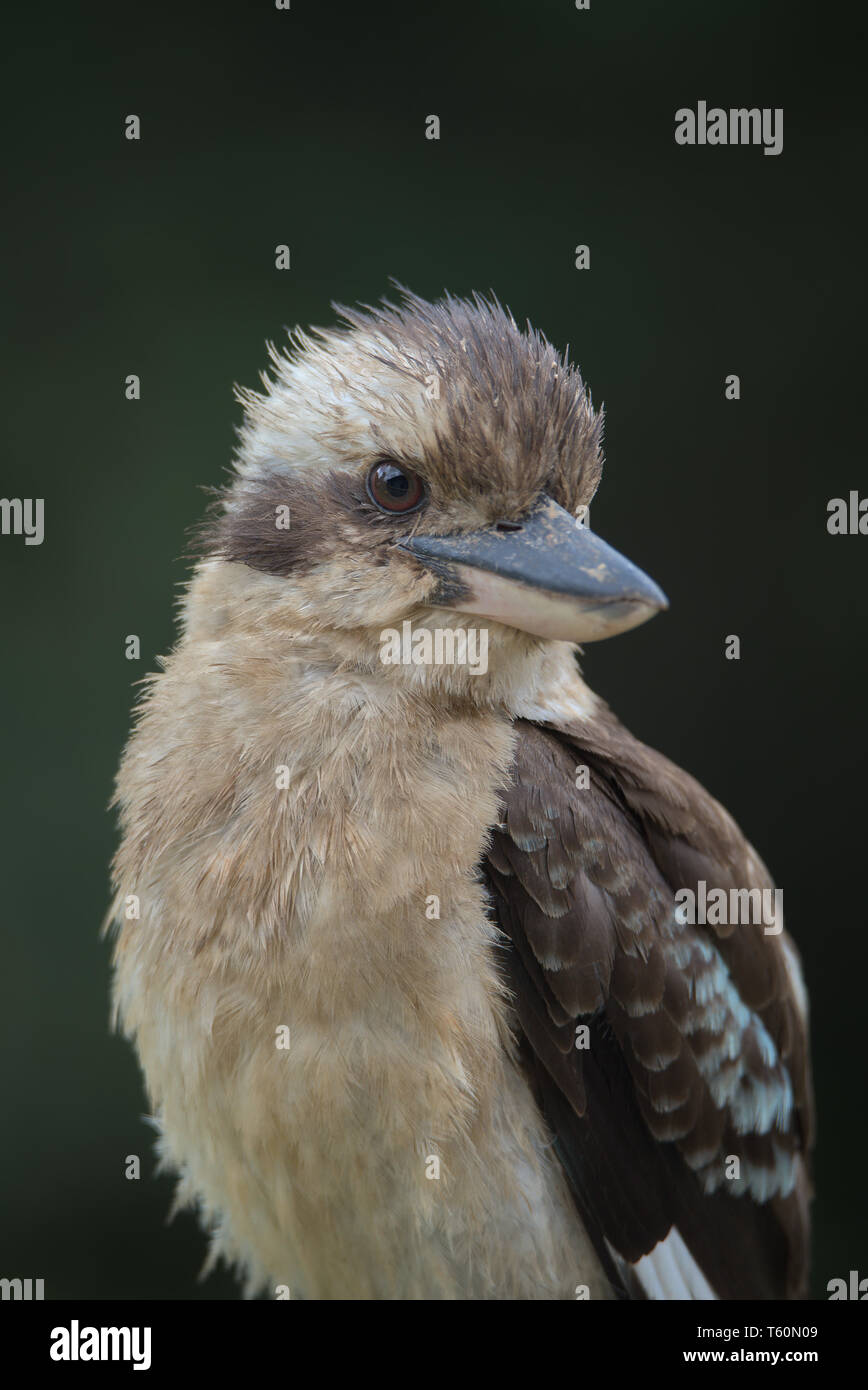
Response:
[366,462,427,514]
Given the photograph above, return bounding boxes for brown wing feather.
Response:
[484,713,813,1298]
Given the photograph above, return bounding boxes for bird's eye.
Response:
[366,462,427,514]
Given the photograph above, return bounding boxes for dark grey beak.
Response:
[397,494,668,642]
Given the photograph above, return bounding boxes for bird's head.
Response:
[194,289,666,695]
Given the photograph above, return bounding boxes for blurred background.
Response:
[1,0,864,1298]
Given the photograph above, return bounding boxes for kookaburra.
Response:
[109,289,812,1300]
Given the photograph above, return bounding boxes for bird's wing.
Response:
[483,709,813,1299]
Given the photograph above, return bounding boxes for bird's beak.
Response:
[397,494,668,642]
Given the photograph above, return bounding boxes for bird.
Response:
[108,288,812,1300]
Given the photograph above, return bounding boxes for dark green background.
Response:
[2,0,864,1299]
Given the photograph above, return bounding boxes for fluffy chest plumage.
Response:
[110,642,608,1297]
